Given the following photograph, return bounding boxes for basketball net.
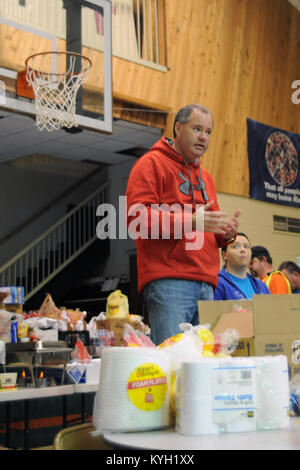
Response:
[25,51,92,132]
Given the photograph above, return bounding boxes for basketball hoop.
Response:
[25,51,92,132]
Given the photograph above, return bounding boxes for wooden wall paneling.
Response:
[0,0,299,199]
[216,1,254,195]
[0,25,53,71]
[157,0,167,67]
[271,0,297,130]
[259,0,283,127]
[192,1,246,193]
[277,2,300,133]
[164,0,191,107]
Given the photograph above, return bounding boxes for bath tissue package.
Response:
[255,355,290,430]
[94,347,171,433]
[177,355,290,435]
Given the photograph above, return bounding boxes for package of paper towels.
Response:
[93,347,171,433]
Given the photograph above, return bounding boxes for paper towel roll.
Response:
[255,355,290,430]
[177,359,220,435]
[96,347,171,432]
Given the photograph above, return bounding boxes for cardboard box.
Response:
[0,304,23,315]
[198,295,300,378]
[0,287,24,304]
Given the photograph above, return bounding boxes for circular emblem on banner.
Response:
[265,131,298,187]
[127,363,168,411]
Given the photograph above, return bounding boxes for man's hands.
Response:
[192,200,242,238]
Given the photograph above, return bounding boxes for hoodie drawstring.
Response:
[183,159,209,211]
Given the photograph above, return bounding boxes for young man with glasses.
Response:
[126,104,241,345]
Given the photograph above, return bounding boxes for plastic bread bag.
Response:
[36,316,57,329]
[128,314,149,333]
[92,329,116,348]
[72,339,91,364]
[75,320,86,331]
[60,308,86,329]
[215,328,240,355]
[60,309,86,330]
[134,329,156,348]
[53,319,69,331]
[87,312,107,339]
[123,323,156,348]
[158,323,203,369]
[195,324,240,358]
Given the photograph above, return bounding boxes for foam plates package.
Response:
[94,347,171,433]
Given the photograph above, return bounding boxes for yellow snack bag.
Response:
[18,323,29,339]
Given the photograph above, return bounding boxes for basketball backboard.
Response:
[0,0,112,133]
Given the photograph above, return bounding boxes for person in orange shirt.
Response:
[278,261,300,294]
[249,246,291,294]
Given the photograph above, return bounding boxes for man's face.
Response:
[174,110,213,162]
[281,269,300,290]
[249,257,264,278]
[223,235,251,271]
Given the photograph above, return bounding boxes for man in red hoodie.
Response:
[126,104,241,345]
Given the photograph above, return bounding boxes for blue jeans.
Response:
[143,278,213,345]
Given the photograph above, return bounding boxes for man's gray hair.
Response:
[173,104,214,138]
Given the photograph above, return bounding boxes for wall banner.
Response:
[247,118,300,208]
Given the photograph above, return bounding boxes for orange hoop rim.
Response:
[25,50,92,76]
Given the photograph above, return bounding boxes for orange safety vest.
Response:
[262,271,292,294]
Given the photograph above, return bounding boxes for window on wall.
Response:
[94,0,167,68]
[131,0,167,68]
[1,0,167,69]
[273,215,300,234]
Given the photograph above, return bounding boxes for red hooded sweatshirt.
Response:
[126,136,227,292]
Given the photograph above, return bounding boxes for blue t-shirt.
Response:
[226,273,256,299]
